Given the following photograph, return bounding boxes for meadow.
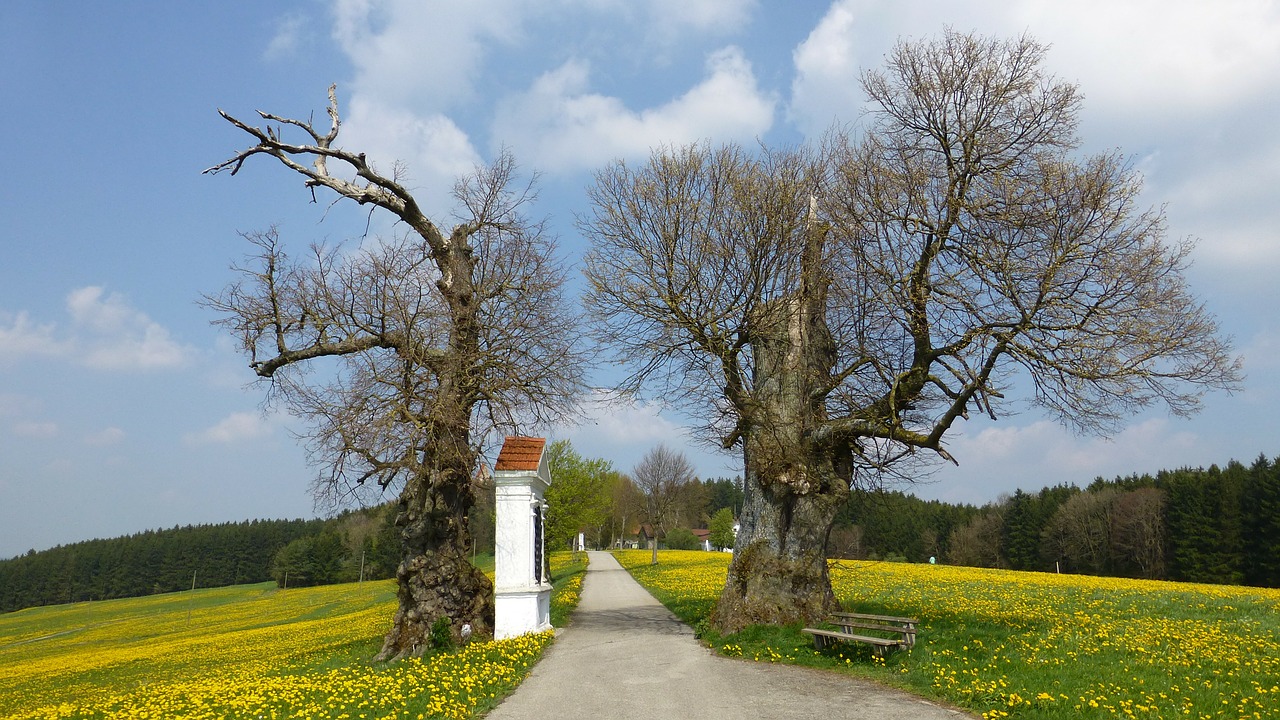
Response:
[0,552,585,720]
[614,550,1280,720]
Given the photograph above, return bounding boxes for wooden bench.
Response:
[802,611,918,657]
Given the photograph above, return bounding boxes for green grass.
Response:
[471,551,496,576]
[614,549,1280,720]
[549,551,588,628]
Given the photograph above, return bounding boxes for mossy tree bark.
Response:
[714,215,850,631]
[379,442,494,659]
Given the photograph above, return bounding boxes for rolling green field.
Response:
[615,550,1280,720]
[9,548,1275,719]
[0,552,585,720]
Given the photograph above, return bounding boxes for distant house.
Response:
[691,528,713,552]
[638,524,661,549]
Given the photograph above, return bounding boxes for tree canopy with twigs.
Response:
[632,445,698,565]
[204,86,586,659]
[580,30,1241,632]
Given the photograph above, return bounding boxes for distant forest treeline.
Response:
[0,505,407,613]
[4,452,1277,613]
[834,454,1280,588]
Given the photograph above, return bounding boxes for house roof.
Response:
[494,436,546,472]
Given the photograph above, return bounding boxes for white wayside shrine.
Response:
[493,436,552,639]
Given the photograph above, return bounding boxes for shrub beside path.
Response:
[486,551,975,720]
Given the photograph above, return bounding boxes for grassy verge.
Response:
[549,551,588,628]
[613,549,1280,720]
[0,551,587,719]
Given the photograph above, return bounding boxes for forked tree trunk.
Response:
[712,204,849,634]
[713,380,849,632]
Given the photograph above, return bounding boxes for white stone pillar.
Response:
[493,437,552,639]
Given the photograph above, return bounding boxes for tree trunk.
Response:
[713,457,845,632]
[375,430,495,661]
[712,203,848,633]
[373,236,495,661]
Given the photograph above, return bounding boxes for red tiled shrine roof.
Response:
[494,436,546,472]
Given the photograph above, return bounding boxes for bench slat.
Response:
[831,611,918,625]
[835,620,913,635]
[801,628,900,647]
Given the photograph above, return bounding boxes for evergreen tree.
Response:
[1163,468,1216,582]
[1213,462,1247,583]
[703,477,745,517]
[1001,490,1043,571]
[1163,465,1245,584]
[1242,455,1280,586]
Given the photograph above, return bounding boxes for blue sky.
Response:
[2,1,1278,559]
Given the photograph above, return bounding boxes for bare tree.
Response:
[947,508,1006,569]
[203,86,586,659]
[1041,488,1121,574]
[632,445,697,564]
[606,473,645,548]
[581,31,1241,632]
[1111,488,1167,579]
[826,524,866,560]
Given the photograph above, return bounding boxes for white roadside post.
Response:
[493,436,553,639]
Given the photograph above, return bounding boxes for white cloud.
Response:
[65,287,192,370]
[85,426,126,447]
[325,1,529,210]
[788,0,863,137]
[1010,0,1280,119]
[1242,327,1280,371]
[1,289,191,370]
[331,0,526,113]
[784,0,1280,284]
[564,392,686,446]
[1155,138,1280,268]
[788,0,1280,136]
[183,411,278,446]
[323,0,774,201]
[264,13,309,60]
[646,0,756,41]
[553,390,740,478]
[12,420,58,440]
[0,311,67,365]
[338,95,483,219]
[493,47,775,171]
